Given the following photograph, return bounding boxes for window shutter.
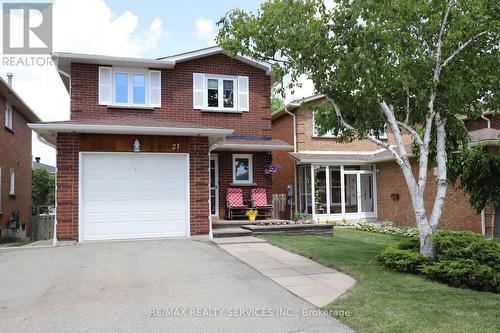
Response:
[237,76,249,111]
[98,67,112,105]
[193,73,205,109]
[149,70,161,107]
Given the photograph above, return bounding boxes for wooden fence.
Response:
[272,194,290,220]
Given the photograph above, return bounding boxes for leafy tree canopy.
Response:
[32,168,55,208]
[448,146,500,212]
[217,0,499,139]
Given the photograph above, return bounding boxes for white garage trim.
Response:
[78,152,190,242]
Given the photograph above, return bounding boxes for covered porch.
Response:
[209,136,293,220]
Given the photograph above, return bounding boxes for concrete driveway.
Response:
[0,239,354,333]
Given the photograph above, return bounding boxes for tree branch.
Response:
[405,88,410,124]
[441,30,489,68]
[396,120,423,146]
[325,96,406,167]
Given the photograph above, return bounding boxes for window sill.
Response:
[230,182,257,187]
[5,126,14,133]
[106,104,157,110]
[198,109,244,114]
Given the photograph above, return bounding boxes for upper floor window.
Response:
[98,67,161,108]
[193,73,249,112]
[5,102,13,130]
[312,112,387,139]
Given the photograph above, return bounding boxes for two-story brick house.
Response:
[1,74,41,239]
[30,46,292,242]
[272,95,499,237]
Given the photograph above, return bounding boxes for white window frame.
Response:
[112,68,150,107]
[9,169,15,196]
[205,75,238,112]
[232,154,253,184]
[5,102,13,130]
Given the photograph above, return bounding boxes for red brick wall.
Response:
[215,151,272,218]
[271,113,295,194]
[70,54,271,137]
[55,133,209,240]
[0,95,32,231]
[56,133,79,240]
[296,107,413,152]
[188,136,209,235]
[376,160,481,233]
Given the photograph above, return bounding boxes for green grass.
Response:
[264,229,500,333]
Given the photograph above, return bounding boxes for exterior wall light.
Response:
[133,139,141,152]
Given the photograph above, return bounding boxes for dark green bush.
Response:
[379,231,500,293]
[421,259,499,293]
[376,247,429,273]
[397,237,420,251]
[432,231,500,268]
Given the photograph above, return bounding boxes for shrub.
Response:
[397,237,420,251]
[431,231,500,268]
[421,259,499,293]
[401,227,419,238]
[379,231,500,293]
[381,226,403,235]
[377,247,429,273]
[359,223,381,232]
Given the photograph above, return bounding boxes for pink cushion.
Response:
[252,188,269,207]
[227,188,245,207]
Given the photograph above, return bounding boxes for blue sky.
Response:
[105,0,262,58]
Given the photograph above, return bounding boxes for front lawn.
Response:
[264,229,500,333]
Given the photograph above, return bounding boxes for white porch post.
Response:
[340,165,345,216]
[356,174,362,214]
[325,166,331,216]
[311,165,316,222]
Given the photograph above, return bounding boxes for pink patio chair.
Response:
[251,188,272,219]
[226,187,248,220]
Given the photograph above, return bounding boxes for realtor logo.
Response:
[2,3,52,54]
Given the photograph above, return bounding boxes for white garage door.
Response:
[81,153,189,241]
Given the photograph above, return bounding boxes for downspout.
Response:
[481,209,486,236]
[481,115,491,129]
[284,106,298,214]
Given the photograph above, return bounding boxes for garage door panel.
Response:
[81,153,189,241]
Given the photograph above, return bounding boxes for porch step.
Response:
[213,220,258,228]
[212,227,252,238]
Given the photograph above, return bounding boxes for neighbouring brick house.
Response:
[271,95,499,237]
[30,46,292,242]
[0,74,41,240]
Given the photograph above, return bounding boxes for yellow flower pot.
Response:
[248,215,256,221]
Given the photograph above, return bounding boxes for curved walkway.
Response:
[215,237,356,307]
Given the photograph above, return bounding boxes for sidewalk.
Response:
[214,237,356,307]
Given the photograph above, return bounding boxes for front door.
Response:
[210,155,219,216]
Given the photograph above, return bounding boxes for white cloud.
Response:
[0,0,167,166]
[283,75,316,103]
[194,18,216,46]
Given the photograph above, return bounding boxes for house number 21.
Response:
[171,143,180,150]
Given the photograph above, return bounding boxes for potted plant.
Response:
[246,209,258,221]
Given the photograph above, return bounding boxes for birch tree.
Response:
[217,0,499,257]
